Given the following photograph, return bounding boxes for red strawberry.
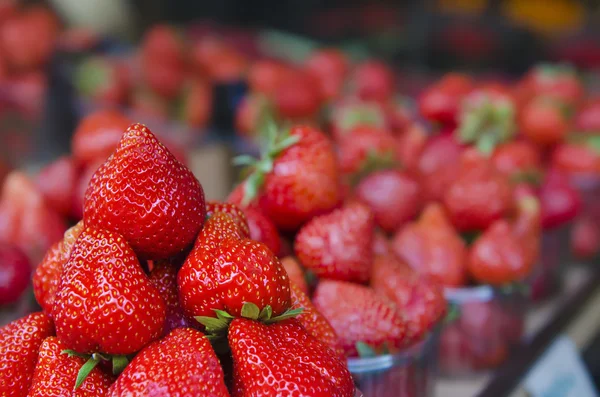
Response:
[0,171,66,262]
[571,216,600,260]
[234,125,340,231]
[247,59,291,96]
[84,123,206,259]
[244,207,282,256]
[395,122,428,173]
[443,150,513,232]
[539,170,582,229]
[355,169,421,233]
[52,227,166,356]
[336,126,399,176]
[418,73,473,126]
[552,142,600,175]
[32,241,63,315]
[75,56,130,108]
[312,280,407,356]
[371,255,447,344]
[290,282,343,357]
[392,203,467,287]
[108,328,229,396]
[229,318,355,396]
[36,156,79,217]
[179,78,213,130]
[130,88,170,122]
[575,98,600,132]
[71,110,131,167]
[418,134,463,202]
[178,213,291,320]
[274,71,322,119]
[0,312,54,396]
[28,337,114,396]
[352,60,395,102]
[295,202,375,283]
[373,231,394,256]
[206,201,250,238]
[0,243,31,306]
[234,94,269,138]
[330,98,387,141]
[492,140,541,179]
[149,261,193,336]
[281,256,308,295]
[520,64,583,108]
[305,48,348,100]
[520,97,570,146]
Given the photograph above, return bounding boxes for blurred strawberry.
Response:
[0,243,31,305]
[418,134,463,201]
[418,73,473,126]
[373,231,394,256]
[575,98,600,133]
[141,58,186,99]
[141,24,185,64]
[130,88,170,121]
[0,172,66,262]
[330,98,387,141]
[244,207,281,256]
[179,78,213,130]
[355,170,421,233]
[281,256,308,295]
[519,64,583,108]
[36,156,79,217]
[571,216,600,260]
[234,94,269,138]
[274,71,321,119]
[305,48,348,100]
[492,140,542,179]
[248,59,291,96]
[75,56,130,107]
[71,109,131,167]
[552,142,600,176]
[539,170,582,229]
[520,97,570,146]
[392,203,467,287]
[337,126,398,176]
[352,60,395,102]
[6,70,46,117]
[192,36,247,83]
[395,122,427,173]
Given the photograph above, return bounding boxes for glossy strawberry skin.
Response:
[179,214,291,319]
[32,241,63,315]
[229,318,355,397]
[244,207,282,256]
[336,126,398,175]
[352,60,395,102]
[371,255,446,344]
[492,141,541,178]
[36,156,79,217]
[392,203,467,287]
[84,123,206,260]
[313,280,407,357]
[418,73,473,126]
[281,256,308,295]
[290,282,343,357]
[0,312,55,396]
[206,201,250,238]
[28,337,114,397]
[108,328,229,397]
[52,227,166,355]
[520,97,569,146]
[355,170,421,233]
[539,171,582,229]
[295,202,375,283]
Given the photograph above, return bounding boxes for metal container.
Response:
[348,331,439,397]
[439,286,526,377]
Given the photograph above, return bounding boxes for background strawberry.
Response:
[36,156,79,218]
[0,242,31,306]
[206,201,250,238]
[336,125,398,176]
[295,202,374,283]
[351,60,395,102]
[84,123,206,259]
[244,207,282,256]
[281,256,308,295]
[108,328,229,396]
[0,312,54,396]
[229,318,354,396]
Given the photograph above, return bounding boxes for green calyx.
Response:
[535,62,577,81]
[568,133,600,155]
[75,57,110,97]
[232,119,300,207]
[510,170,543,186]
[350,148,399,186]
[337,102,386,133]
[458,95,516,156]
[62,350,129,389]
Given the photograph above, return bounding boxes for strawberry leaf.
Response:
[111,355,129,375]
[75,356,101,389]
[195,316,230,332]
[213,309,235,320]
[62,349,89,359]
[241,302,260,320]
[355,342,377,358]
[259,305,273,321]
[265,307,304,324]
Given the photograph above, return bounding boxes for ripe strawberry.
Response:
[234,94,269,138]
[575,98,600,132]
[206,201,250,238]
[179,78,213,130]
[305,48,348,100]
[371,255,446,344]
[28,337,114,396]
[395,122,428,173]
[539,170,582,229]
[0,243,31,305]
[281,256,308,295]
[52,227,166,356]
[0,312,54,396]
[571,216,600,260]
[552,142,600,175]
[295,202,375,283]
[71,110,131,167]
[36,156,79,217]
[418,73,473,126]
[234,125,340,231]
[149,261,193,336]
[32,241,63,315]
[274,71,321,119]
[312,280,407,356]
[0,171,66,262]
[178,213,291,320]
[244,207,281,256]
[290,282,343,357]
[75,56,130,108]
[130,88,170,122]
[443,150,513,232]
[373,231,394,256]
[247,59,291,96]
[330,98,387,141]
[392,203,467,287]
[521,64,583,108]
[418,134,463,202]
[336,125,398,176]
[229,318,355,396]
[520,97,570,146]
[141,25,185,66]
[84,123,206,259]
[108,328,229,396]
[492,140,541,179]
[352,60,395,102]
[355,170,421,233]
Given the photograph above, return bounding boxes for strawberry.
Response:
[520,96,570,146]
[179,78,213,130]
[305,48,348,100]
[336,125,399,176]
[274,71,322,119]
[141,49,187,99]
[492,140,541,179]
[418,73,473,126]
[539,170,582,229]
[244,207,282,256]
[0,243,31,306]
[330,98,387,141]
[234,93,269,138]
[392,203,467,287]
[71,110,131,168]
[229,318,355,396]
[571,216,600,260]
[36,156,79,217]
[0,171,67,262]
[355,170,421,233]
[552,142,600,176]
[178,213,291,320]
[234,125,340,231]
[149,261,194,336]
[108,328,229,396]
[295,202,375,283]
[371,255,447,344]
[520,63,583,108]
[75,56,130,108]
[32,241,63,315]
[443,150,513,232]
[247,59,291,96]
[206,201,250,238]
[395,122,428,173]
[575,98,600,133]
[352,60,395,102]
[373,231,394,256]
[281,256,308,295]
[0,312,55,396]
[84,123,206,259]
[52,227,166,356]
[290,282,343,357]
[418,134,464,202]
[27,337,114,396]
[312,280,407,357]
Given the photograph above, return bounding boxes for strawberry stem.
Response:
[111,355,129,375]
[75,356,101,389]
[241,302,260,320]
